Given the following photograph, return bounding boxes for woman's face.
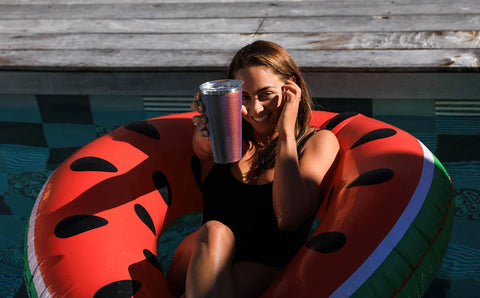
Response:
[235,66,285,141]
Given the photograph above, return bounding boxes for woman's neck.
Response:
[252,131,279,147]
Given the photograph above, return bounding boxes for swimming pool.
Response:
[1,94,479,297]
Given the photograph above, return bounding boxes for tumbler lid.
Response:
[200,80,243,95]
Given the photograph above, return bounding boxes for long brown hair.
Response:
[226,40,313,182]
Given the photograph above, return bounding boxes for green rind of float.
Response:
[22,217,39,298]
[157,211,204,273]
[351,156,454,297]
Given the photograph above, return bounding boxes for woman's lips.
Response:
[252,113,270,123]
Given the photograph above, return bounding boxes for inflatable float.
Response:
[24,110,454,297]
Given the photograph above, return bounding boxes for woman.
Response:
[166,40,339,298]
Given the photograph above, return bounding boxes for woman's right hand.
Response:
[191,92,209,138]
[191,92,213,161]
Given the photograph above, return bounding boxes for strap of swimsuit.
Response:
[296,129,321,158]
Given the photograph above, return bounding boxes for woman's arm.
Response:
[273,81,339,231]
[274,130,339,231]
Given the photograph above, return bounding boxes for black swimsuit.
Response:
[200,130,318,267]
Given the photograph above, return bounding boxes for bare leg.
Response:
[167,229,200,296]
[186,220,236,298]
[232,262,282,298]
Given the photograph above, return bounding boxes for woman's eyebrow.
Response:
[243,86,275,95]
[257,86,275,93]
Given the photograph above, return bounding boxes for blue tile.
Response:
[0,216,27,247]
[0,95,41,123]
[0,145,49,173]
[373,98,435,117]
[42,123,96,149]
[437,116,480,135]
[0,122,47,147]
[442,161,480,189]
[90,95,145,126]
[436,135,480,162]
[47,148,79,170]
[313,98,372,116]
[0,195,12,215]
[37,95,93,124]
[375,115,436,133]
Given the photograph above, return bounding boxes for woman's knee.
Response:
[197,220,235,254]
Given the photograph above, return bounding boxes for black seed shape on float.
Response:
[306,231,346,253]
[54,215,108,238]
[325,112,358,130]
[93,280,141,298]
[134,204,156,236]
[70,156,118,172]
[350,128,397,149]
[346,168,394,188]
[143,249,163,273]
[124,121,160,140]
[153,171,171,206]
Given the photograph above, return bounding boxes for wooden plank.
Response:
[289,49,480,69]
[303,72,480,99]
[0,70,225,96]
[1,70,479,100]
[0,1,479,19]
[0,49,478,69]
[1,32,479,50]
[0,0,472,3]
[259,15,480,33]
[0,19,262,34]
[2,16,480,34]
[0,0,280,3]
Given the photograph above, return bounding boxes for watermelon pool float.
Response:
[24,111,453,297]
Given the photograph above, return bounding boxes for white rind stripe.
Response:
[27,177,52,298]
[330,141,435,297]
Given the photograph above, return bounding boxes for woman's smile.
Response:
[252,112,271,123]
[235,66,285,141]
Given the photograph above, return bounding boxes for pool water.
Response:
[1,95,479,297]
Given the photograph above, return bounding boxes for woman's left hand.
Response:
[277,79,302,136]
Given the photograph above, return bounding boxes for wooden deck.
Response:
[0,0,479,97]
[1,0,480,71]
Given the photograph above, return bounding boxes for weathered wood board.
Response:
[0,0,479,70]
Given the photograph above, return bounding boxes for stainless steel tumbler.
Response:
[200,80,243,164]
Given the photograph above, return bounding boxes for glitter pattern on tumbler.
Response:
[200,80,243,164]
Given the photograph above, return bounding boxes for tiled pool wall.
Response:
[0,94,479,297]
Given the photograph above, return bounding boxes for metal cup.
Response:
[199,79,243,164]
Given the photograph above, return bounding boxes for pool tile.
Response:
[37,95,93,124]
[373,98,435,117]
[313,98,372,116]
[0,215,27,247]
[374,115,436,133]
[0,145,49,173]
[436,134,480,162]
[47,147,79,170]
[0,95,42,123]
[0,195,12,215]
[42,123,96,149]
[0,122,47,147]
[90,95,145,126]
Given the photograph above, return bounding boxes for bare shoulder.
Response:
[305,129,339,155]
[299,129,339,177]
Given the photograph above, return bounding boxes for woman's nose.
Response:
[253,99,264,114]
